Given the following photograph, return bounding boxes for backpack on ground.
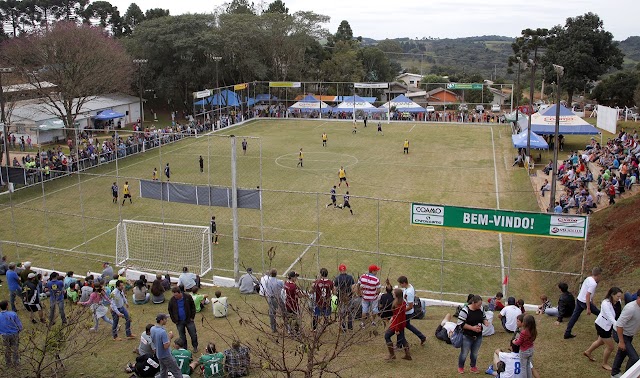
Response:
[413,297,425,319]
[451,308,468,348]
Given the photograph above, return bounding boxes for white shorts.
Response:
[361,298,379,315]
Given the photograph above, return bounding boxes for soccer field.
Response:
[0,118,582,302]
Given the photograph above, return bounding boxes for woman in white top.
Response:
[583,287,622,371]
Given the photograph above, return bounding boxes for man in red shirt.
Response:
[284,271,301,334]
[312,268,334,331]
[359,265,381,328]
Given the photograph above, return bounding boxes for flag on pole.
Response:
[503,276,509,285]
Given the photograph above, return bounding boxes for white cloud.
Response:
[107,0,636,40]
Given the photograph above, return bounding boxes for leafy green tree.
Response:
[591,70,639,107]
[358,46,393,82]
[321,40,364,82]
[144,7,169,20]
[226,0,255,15]
[543,12,624,103]
[422,74,447,84]
[634,83,640,109]
[265,0,288,14]
[123,2,144,35]
[376,39,402,53]
[334,20,353,42]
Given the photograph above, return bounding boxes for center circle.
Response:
[274,152,358,171]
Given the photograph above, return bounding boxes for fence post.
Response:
[230,135,240,282]
[440,229,445,301]
[316,192,320,270]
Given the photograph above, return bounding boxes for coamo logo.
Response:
[413,206,443,214]
[555,217,581,225]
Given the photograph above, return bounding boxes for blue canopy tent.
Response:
[511,130,549,149]
[94,109,125,120]
[288,94,332,113]
[379,94,425,113]
[335,96,377,104]
[529,105,600,135]
[194,89,242,107]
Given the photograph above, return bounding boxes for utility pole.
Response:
[133,59,148,125]
[548,64,564,213]
[526,58,537,158]
[1,67,14,168]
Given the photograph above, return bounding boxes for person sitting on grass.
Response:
[224,340,250,377]
[151,274,166,304]
[536,295,552,315]
[190,287,210,313]
[125,353,160,378]
[190,342,225,378]
[488,292,504,311]
[434,313,457,344]
[132,279,151,305]
[212,291,228,318]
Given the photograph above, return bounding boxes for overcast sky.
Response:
[108,0,637,40]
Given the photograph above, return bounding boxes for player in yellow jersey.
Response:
[338,166,349,187]
[322,132,327,147]
[297,148,304,168]
[122,181,132,205]
[152,168,158,181]
[403,139,409,154]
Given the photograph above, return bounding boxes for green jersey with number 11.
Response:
[199,352,225,377]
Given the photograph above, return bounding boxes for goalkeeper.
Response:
[210,216,219,244]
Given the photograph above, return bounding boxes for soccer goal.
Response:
[116,220,212,276]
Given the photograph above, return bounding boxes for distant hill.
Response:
[361,35,639,80]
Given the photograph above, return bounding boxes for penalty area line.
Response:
[284,233,321,275]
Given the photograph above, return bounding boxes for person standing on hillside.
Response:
[565,267,602,339]
[0,300,22,367]
[6,263,22,312]
[397,276,426,346]
[456,295,489,374]
[168,287,198,353]
[334,264,355,331]
[151,314,183,378]
[47,272,66,325]
[610,290,640,378]
[312,268,334,331]
[358,265,381,327]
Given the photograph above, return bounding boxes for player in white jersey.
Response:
[485,349,536,378]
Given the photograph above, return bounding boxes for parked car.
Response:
[475,105,485,113]
[491,104,501,112]
[426,106,435,113]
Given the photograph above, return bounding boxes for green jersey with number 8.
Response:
[199,352,225,377]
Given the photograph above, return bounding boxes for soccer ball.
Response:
[336,204,343,209]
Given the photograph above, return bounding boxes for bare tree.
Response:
[1,22,133,139]
[1,304,99,378]
[202,251,379,378]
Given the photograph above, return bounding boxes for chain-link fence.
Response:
[0,123,586,304]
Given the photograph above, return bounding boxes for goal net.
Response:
[116,220,212,276]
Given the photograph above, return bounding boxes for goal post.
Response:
[116,219,212,276]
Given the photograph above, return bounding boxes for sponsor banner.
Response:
[354,82,389,89]
[194,89,211,99]
[446,83,483,90]
[269,82,301,88]
[411,203,588,240]
[234,83,248,91]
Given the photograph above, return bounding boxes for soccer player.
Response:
[322,132,327,147]
[403,139,409,154]
[152,168,158,181]
[363,116,367,128]
[164,163,170,181]
[190,342,224,378]
[210,216,218,245]
[242,138,247,155]
[199,156,204,173]
[122,181,132,205]
[377,122,383,135]
[171,338,193,376]
[338,166,349,187]
[342,191,353,215]
[111,182,118,204]
[297,148,303,168]
[352,120,357,134]
[326,186,337,208]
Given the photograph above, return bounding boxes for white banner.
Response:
[194,90,211,99]
[354,82,389,89]
[596,105,617,134]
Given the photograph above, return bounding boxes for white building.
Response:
[395,73,423,88]
[8,93,141,144]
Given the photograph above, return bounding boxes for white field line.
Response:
[313,121,329,130]
[490,127,506,294]
[284,233,321,275]
[69,215,141,251]
[409,124,416,132]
